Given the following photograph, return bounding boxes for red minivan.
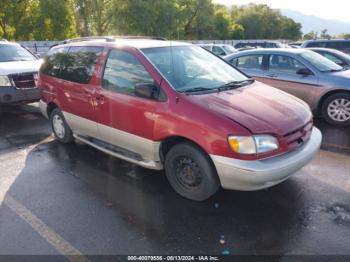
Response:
[39,37,322,201]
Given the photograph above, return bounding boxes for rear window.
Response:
[41,46,103,84]
[61,46,103,84]
[232,55,264,70]
[41,47,69,78]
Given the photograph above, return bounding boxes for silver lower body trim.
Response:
[74,134,162,170]
[210,127,322,191]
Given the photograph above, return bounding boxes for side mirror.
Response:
[296,68,313,76]
[135,83,158,99]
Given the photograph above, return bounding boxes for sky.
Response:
[213,0,350,22]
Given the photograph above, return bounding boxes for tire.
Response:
[50,108,74,143]
[321,92,350,127]
[164,142,220,201]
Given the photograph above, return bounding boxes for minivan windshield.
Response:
[142,45,249,92]
[300,51,343,72]
[0,44,36,62]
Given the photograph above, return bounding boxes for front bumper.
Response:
[0,86,40,104]
[210,127,322,191]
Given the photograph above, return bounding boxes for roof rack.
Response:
[62,36,167,44]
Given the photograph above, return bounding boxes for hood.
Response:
[0,60,42,75]
[186,81,312,135]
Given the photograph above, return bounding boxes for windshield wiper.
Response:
[182,87,216,93]
[217,79,255,91]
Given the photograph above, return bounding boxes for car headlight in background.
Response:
[0,76,12,86]
[228,135,279,155]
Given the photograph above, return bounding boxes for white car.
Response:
[0,41,42,105]
[200,44,237,57]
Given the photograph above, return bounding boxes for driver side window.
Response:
[102,49,154,96]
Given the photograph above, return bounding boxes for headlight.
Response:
[228,135,279,155]
[0,76,12,86]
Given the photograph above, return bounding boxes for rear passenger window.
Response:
[60,46,103,84]
[269,55,306,74]
[234,55,264,70]
[41,47,69,77]
[102,49,153,96]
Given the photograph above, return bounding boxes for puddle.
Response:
[326,203,350,226]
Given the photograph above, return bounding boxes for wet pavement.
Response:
[0,104,349,260]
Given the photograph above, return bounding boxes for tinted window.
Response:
[269,55,306,73]
[326,41,350,54]
[41,47,69,78]
[60,46,103,84]
[102,49,153,96]
[234,55,264,70]
[306,42,327,48]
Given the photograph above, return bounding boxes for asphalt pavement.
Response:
[0,103,349,261]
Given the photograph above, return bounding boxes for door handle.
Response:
[95,94,105,104]
[266,74,277,78]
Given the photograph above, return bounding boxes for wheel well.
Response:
[317,90,350,115]
[159,136,208,162]
[46,102,58,118]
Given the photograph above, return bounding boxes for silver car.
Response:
[224,48,350,126]
[200,44,237,57]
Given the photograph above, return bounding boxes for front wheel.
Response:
[164,142,220,201]
[321,93,350,127]
[50,108,74,143]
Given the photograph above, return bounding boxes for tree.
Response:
[230,23,244,39]
[231,4,302,40]
[74,0,118,36]
[114,0,178,38]
[303,31,318,40]
[213,5,231,39]
[0,0,36,40]
[280,17,302,41]
[34,0,77,40]
[176,0,216,39]
[320,29,332,39]
[336,33,350,39]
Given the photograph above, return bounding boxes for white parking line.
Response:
[5,195,90,262]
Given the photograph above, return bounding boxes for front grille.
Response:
[284,121,313,150]
[10,72,36,89]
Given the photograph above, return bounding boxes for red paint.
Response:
[40,42,312,161]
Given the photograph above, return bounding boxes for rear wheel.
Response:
[164,142,220,201]
[322,93,350,126]
[50,108,74,143]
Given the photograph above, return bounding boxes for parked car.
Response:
[288,42,302,48]
[307,48,350,69]
[234,41,289,49]
[301,39,350,55]
[0,41,42,105]
[225,48,350,126]
[38,37,321,201]
[200,44,237,56]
